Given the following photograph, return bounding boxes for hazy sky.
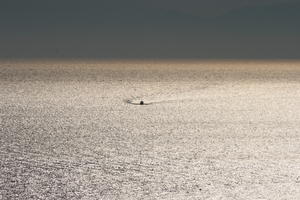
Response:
[147,0,297,17]
[1,0,300,59]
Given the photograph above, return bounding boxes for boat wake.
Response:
[124,85,210,106]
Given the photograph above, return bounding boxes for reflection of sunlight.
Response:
[1,59,300,199]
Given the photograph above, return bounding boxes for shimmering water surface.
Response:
[1,60,300,199]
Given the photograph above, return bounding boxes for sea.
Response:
[1,59,300,199]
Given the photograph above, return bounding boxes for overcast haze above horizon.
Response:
[1,0,300,59]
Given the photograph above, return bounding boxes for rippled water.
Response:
[1,60,300,199]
